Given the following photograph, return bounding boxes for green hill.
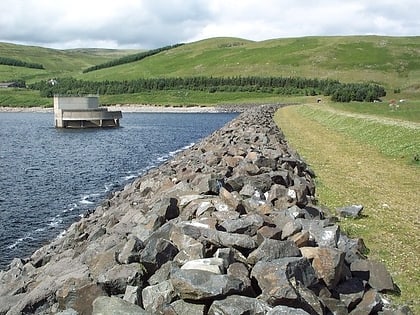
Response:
[1,36,419,106]
[78,36,420,93]
[0,42,141,83]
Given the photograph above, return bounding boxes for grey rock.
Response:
[256,225,282,244]
[239,183,258,198]
[214,247,236,269]
[321,297,349,315]
[295,284,325,315]
[336,204,364,218]
[349,289,383,314]
[123,285,140,305]
[247,239,301,265]
[139,237,179,275]
[243,173,273,193]
[312,225,340,248]
[337,233,368,264]
[181,257,224,274]
[151,197,180,221]
[56,278,105,315]
[141,280,176,314]
[289,230,310,248]
[350,259,395,292]
[97,263,146,295]
[219,213,265,236]
[251,257,317,305]
[270,170,291,186]
[165,299,206,314]
[56,308,79,315]
[0,294,25,315]
[92,296,147,315]
[179,222,257,253]
[334,277,365,309]
[148,261,179,286]
[266,305,311,314]
[208,295,272,315]
[311,247,346,288]
[171,269,244,300]
[219,187,242,211]
[281,220,302,239]
[0,266,26,296]
[117,235,144,264]
[227,262,254,295]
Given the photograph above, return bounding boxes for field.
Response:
[275,101,419,312]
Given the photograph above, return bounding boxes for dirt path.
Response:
[274,105,420,312]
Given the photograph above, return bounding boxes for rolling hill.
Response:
[1,36,419,105]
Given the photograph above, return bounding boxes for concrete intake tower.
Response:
[53,95,122,128]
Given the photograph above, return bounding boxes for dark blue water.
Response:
[0,111,237,269]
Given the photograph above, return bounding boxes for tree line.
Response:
[0,57,44,69]
[82,43,184,73]
[29,76,386,102]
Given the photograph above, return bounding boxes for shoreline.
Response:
[0,104,231,113]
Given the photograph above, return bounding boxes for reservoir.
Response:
[0,111,237,269]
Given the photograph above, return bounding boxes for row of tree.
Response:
[82,43,184,73]
[0,57,44,69]
[29,76,386,102]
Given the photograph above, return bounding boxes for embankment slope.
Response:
[0,105,405,314]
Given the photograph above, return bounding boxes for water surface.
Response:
[0,111,237,269]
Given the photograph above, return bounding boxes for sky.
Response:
[0,0,419,50]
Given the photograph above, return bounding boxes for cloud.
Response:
[0,0,418,49]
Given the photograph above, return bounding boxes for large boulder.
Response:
[92,296,147,315]
[251,257,317,305]
[350,259,395,292]
[171,269,244,300]
[97,263,146,295]
[247,239,301,265]
[141,280,176,314]
[208,295,272,315]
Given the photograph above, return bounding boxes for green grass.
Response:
[297,104,420,164]
[0,89,288,108]
[275,104,420,313]
[0,88,50,106]
[328,101,420,123]
[100,90,285,106]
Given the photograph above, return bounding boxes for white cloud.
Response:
[0,0,418,49]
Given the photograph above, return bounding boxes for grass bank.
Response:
[0,89,287,108]
[274,103,420,313]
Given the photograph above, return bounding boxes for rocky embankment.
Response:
[0,105,407,314]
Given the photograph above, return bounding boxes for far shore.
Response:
[0,104,229,113]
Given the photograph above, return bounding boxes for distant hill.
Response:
[0,42,141,83]
[1,36,419,97]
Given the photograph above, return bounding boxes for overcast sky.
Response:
[0,0,418,49]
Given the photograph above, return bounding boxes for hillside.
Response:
[1,36,419,105]
[0,42,141,83]
[78,36,420,94]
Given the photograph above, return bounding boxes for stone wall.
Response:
[0,105,408,314]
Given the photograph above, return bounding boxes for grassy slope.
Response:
[0,42,140,83]
[275,103,419,312]
[1,36,419,99]
[78,36,420,96]
[2,35,418,107]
